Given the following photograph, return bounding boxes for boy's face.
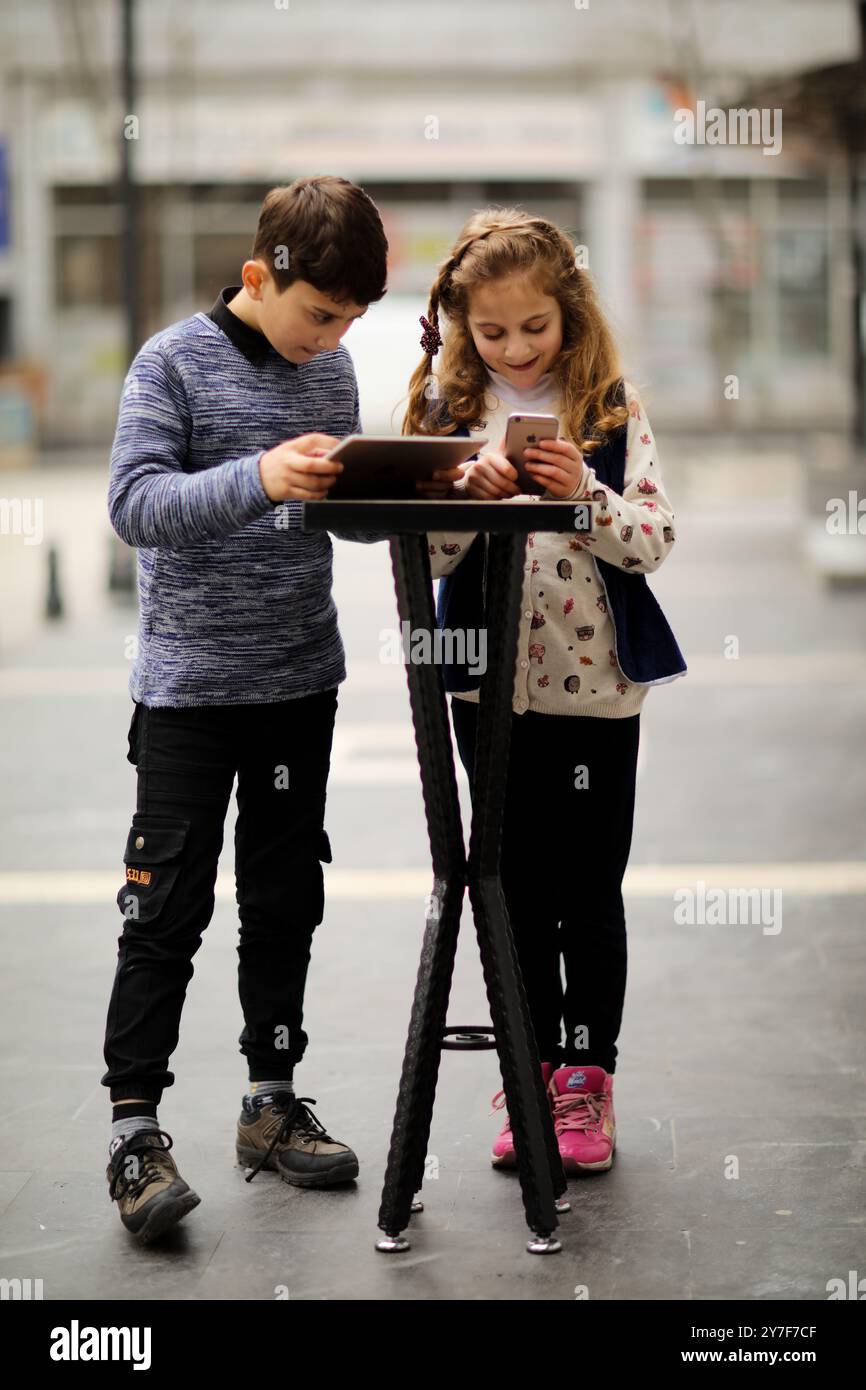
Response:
[242,261,367,364]
[466,275,563,390]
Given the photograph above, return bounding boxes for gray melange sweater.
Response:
[108,298,382,707]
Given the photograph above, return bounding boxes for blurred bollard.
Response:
[45,545,63,620]
[108,533,137,601]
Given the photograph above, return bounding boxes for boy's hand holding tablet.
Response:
[258,432,345,502]
[415,464,466,499]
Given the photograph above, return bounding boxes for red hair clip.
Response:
[419,314,442,356]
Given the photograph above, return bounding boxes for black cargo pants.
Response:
[102,690,338,1104]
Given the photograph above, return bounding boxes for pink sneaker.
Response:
[550,1065,616,1173]
[490,1062,555,1168]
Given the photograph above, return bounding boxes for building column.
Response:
[9,77,52,365]
[584,83,641,366]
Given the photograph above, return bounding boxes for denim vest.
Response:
[434,394,688,693]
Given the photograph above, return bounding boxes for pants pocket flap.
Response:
[118,816,190,924]
[123,816,190,866]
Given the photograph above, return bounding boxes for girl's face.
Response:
[466,274,563,390]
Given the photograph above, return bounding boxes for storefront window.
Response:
[638,176,833,415]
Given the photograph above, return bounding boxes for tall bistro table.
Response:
[302,497,591,1255]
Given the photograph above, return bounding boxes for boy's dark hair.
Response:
[252,175,388,306]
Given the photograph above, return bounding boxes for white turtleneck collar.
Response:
[486,365,558,409]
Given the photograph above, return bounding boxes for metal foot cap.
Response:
[526,1234,562,1255]
[375,1234,411,1253]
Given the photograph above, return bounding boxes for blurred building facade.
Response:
[0,0,860,443]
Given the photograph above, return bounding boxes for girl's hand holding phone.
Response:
[522,438,586,498]
[462,441,522,500]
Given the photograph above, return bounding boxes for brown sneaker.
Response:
[237,1091,359,1188]
[106,1129,200,1244]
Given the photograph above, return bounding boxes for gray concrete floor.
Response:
[0,443,864,1300]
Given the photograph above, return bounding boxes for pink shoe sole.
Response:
[494,1137,616,1172]
[560,1140,616,1174]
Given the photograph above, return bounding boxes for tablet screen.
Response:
[327,436,486,499]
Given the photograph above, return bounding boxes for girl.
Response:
[403,209,687,1174]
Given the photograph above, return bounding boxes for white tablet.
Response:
[326,435,487,499]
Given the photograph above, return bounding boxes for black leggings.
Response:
[450,698,640,1073]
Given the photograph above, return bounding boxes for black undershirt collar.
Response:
[207,285,297,370]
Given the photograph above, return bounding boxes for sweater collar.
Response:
[207,285,295,369]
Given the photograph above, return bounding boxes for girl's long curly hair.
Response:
[403,207,629,455]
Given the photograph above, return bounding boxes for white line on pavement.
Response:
[0,861,864,904]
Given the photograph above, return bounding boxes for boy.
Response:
[103,176,389,1243]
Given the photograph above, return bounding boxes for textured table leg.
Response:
[376,535,468,1248]
[467,532,566,1249]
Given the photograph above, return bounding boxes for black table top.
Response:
[301,498,591,534]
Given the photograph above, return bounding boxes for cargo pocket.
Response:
[116,814,190,925]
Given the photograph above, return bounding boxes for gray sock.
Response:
[245,1078,294,1106]
[109,1114,159,1157]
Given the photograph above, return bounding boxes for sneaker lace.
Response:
[551,1089,603,1135]
[108,1129,174,1202]
[490,1078,551,1118]
[244,1091,335,1183]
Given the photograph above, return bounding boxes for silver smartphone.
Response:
[504,413,560,495]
